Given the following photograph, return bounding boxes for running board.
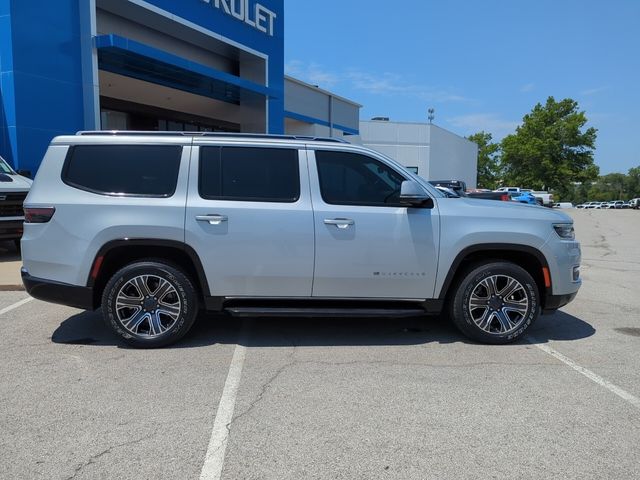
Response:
[224,307,427,318]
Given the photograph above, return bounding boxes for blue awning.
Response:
[95,34,275,105]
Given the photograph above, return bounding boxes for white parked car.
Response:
[0,155,33,251]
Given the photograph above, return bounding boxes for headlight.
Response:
[553,223,575,240]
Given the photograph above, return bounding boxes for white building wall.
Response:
[284,119,333,138]
[284,76,361,138]
[332,97,359,130]
[428,125,478,188]
[358,120,478,189]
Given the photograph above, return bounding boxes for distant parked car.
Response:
[553,202,574,209]
[495,187,552,207]
[429,180,510,202]
[629,198,640,209]
[509,191,537,205]
[434,186,460,198]
[429,180,467,196]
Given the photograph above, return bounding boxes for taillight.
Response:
[500,194,510,201]
[24,207,56,223]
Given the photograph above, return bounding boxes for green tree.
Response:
[603,173,627,199]
[500,97,599,198]
[625,166,640,198]
[467,131,501,189]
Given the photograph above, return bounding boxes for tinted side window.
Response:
[199,147,300,202]
[63,145,182,196]
[315,150,406,206]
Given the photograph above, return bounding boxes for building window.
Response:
[100,110,129,130]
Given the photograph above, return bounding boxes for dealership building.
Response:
[358,119,478,188]
[0,0,360,173]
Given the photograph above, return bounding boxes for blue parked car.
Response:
[509,191,538,205]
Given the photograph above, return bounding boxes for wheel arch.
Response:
[88,239,210,309]
[438,244,549,306]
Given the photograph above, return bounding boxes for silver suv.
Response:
[22,132,581,347]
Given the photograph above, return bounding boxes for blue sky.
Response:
[284,0,640,174]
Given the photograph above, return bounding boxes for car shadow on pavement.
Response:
[525,310,596,343]
[51,310,463,348]
[51,308,595,349]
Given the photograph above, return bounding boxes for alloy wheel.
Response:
[115,274,182,337]
[468,274,529,335]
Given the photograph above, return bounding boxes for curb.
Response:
[0,285,25,292]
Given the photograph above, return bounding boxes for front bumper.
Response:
[542,291,578,314]
[21,269,94,310]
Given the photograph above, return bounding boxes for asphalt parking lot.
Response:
[1,209,639,480]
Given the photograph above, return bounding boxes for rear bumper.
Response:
[543,292,578,314]
[21,269,94,310]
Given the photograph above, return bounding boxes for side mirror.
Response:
[17,169,32,179]
[399,180,433,208]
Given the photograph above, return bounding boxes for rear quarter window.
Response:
[62,145,182,197]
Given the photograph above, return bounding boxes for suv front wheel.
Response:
[450,262,539,344]
[102,260,198,348]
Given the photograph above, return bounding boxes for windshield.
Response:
[0,156,15,175]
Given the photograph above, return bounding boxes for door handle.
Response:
[196,214,228,225]
[324,218,355,229]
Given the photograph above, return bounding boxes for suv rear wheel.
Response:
[450,262,539,344]
[102,260,198,348]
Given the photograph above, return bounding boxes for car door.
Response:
[309,148,440,299]
[185,142,314,297]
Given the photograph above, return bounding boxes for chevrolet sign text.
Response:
[200,0,277,37]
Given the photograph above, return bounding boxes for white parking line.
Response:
[199,340,247,480]
[0,297,33,316]
[528,336,640,409]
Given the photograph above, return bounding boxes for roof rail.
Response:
[76,131,351,144]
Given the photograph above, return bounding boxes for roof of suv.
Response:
[92,131,346,142]
[50,131,358,149]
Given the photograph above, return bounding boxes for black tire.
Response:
[450,262,539,344]
[102,260,198,348]
[536,198,543,206]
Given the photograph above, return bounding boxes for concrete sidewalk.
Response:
[0,241,24,290]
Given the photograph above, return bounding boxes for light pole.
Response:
[428,108,435,124]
